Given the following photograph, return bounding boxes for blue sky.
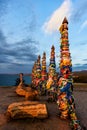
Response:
[0,0,87,73]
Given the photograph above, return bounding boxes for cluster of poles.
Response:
[31,17,82,130]
[32,45,57,95]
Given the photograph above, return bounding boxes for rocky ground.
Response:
[0,83,87,130]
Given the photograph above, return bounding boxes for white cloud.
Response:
[79,20,87,32]
[42,0,72,34]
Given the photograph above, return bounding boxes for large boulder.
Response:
[15,82,27,96]
[25,90,39,100]
[6,101,48,120]
[16,82,39,100]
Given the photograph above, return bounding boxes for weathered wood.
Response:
[6,101,48,120]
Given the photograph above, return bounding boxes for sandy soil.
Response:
[0,83,87,130]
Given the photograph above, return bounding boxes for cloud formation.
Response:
[0,29,39,73]
[0,0,39,73]
[42,0,72,34]
[0,0,10,20]
[83,59,87,61]
[72,0,87,22]
[80,42,87,45]
[79,20,87,32]
[73,63,87,71]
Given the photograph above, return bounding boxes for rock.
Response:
[6,101,48,120]
[16,82,39,101]
[25,90,39,100]
[16,87,26,96]
[16,82,26,96]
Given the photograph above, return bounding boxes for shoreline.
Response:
[0,82,87,87]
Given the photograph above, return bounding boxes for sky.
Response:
[0,0,87,74]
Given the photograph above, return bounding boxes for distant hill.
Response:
[73,70,87,83]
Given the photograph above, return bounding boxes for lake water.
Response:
[0,74,31,86]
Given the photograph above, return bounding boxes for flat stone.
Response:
[6,101,48,120]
